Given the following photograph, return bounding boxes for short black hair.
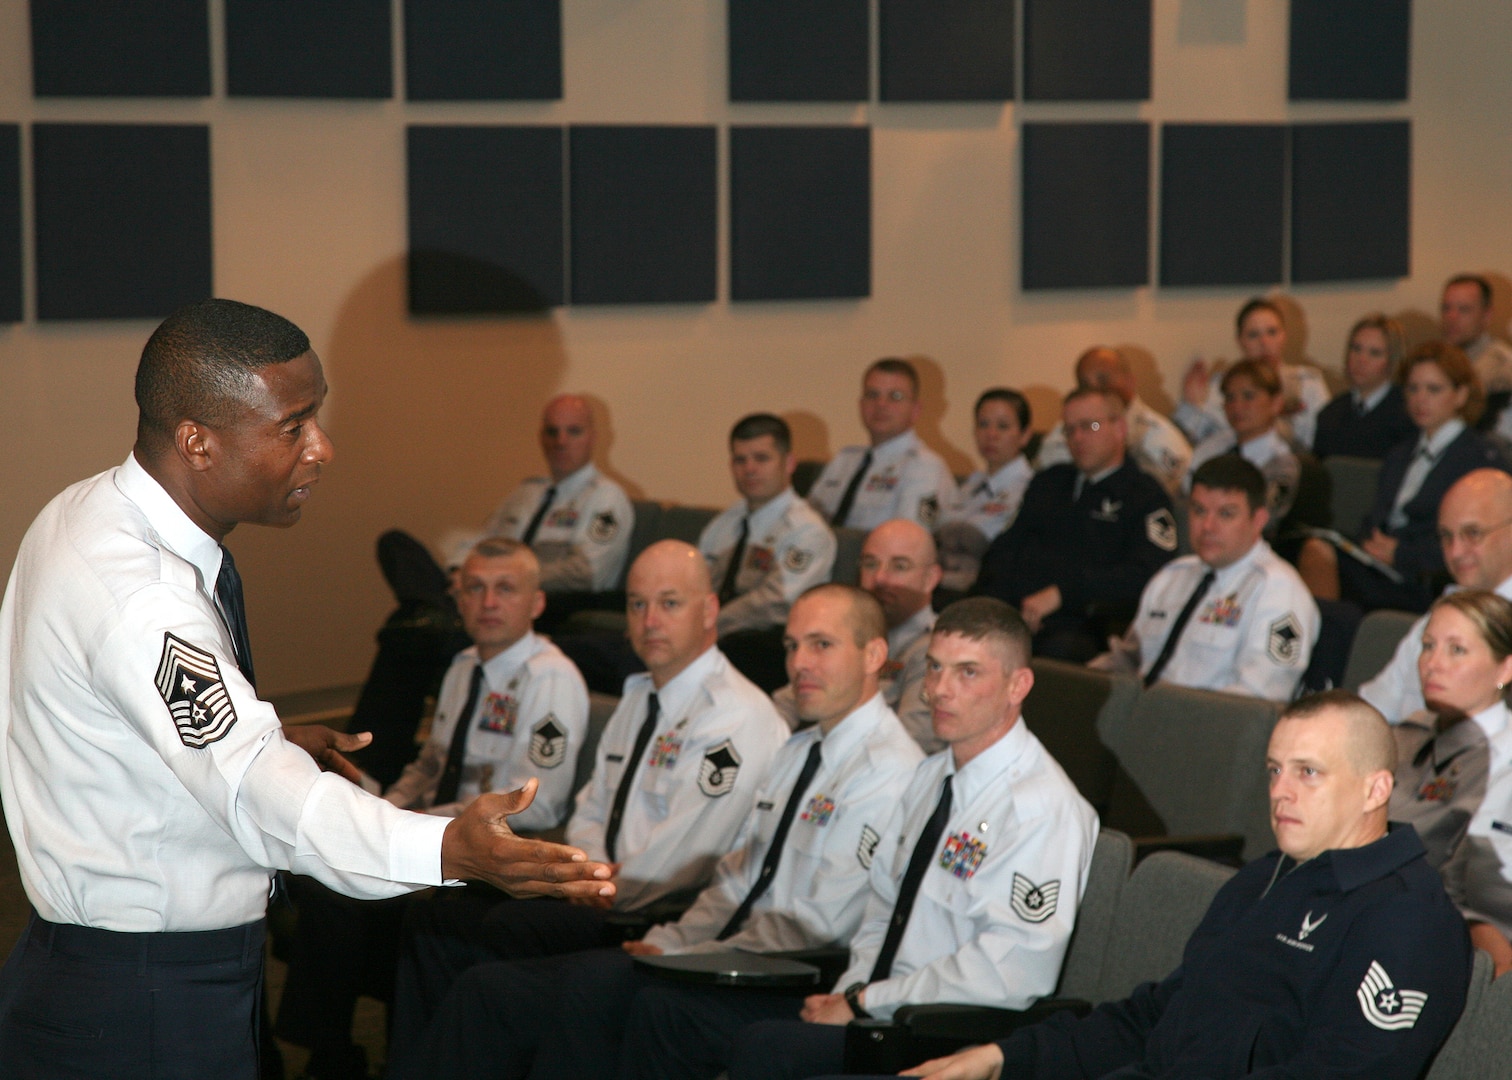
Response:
[1446,273,1493,308]
[933,596,1032,670]
[866,357,920,397]
[135,298,311,444]
[975,388,1031,430]
[1191,455,1267,512]
[730,413,792,453]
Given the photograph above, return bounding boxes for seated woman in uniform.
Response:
[1388,590,1512,869]
[935,388,1034,592]
[1176,296,1330,451]
[1298,341,1506,613]
[1185,360,1303,535]
[1312,314,1416,461]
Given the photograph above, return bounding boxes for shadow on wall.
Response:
[1122,345,1175,416]
[581,393,644,501]
[783,409,832,464]
[907,353,975,477]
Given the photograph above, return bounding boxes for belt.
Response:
[28,912,265,965]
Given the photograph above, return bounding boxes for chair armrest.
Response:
[768,947,851,988]
[1133,833,1245,866]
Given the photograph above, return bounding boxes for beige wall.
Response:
[2,0,1510,695]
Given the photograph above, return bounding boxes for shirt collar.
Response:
[1417,419,1465,460]
[626,645,722,719]
[1080,459,1125,489]
[870,430,919,461]
[888,605,936,657]
[944,716,1033,806]
[1354,383,1392,412]
[1325,822,1428,893]
[744,486,796,529]
[816,692,889,768]
[116,451,223,596]
[1210,538,1269,582]
[1238,428,1286,465]
[551,462,599,497]
[474,631,541,685]
[984,456,1032,494]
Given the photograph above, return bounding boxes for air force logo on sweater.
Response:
[1357,961,1428,1031]
[155,633,238,748]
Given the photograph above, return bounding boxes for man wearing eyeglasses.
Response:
[807,359,956,533]
[974,389,1178,662]
[1361,469,1512,721]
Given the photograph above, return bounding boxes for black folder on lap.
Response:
[632,950,821,988]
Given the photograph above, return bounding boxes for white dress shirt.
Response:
[808,431,957,533]
[698,488,837,636]
[941,457,1034,542]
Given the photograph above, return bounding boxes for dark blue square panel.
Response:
[1160,124,1286,287]
[407,125,564,314]
[569,126,716,306]
[728,0,868,102]
[226,0,392,98]
[731,127,870,302]
[1021,123,1149,290]
[879,0,1015,102]
[33,123,212,321]
[1024,0,1151,101]
[0,126,19,322]
[1290,0,1410,101]
[1292,122,1410,283]
[31,0,210,97]
[405,0,561,101]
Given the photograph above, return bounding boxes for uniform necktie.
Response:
[830,451,874,527]
[216,546,256,690]
[870,775,953,982]
[1143,569,1217,687]
[520,486,558,545]
[717,739,825,940]
[434,662,486,805]
[605,692,660,862]
[717,517,749,604]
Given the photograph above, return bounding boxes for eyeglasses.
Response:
[1065,419,1113,435]
[863,390,910,403]
[1437,516,1512,547]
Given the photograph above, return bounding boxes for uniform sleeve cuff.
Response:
[389,810,453,886]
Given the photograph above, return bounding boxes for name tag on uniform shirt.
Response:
[1493,821,1512,836]
[477,692,517,734]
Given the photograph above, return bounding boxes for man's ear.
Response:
[862,635,889,677]
[176,420,215,473]
[1363,768,1394,815]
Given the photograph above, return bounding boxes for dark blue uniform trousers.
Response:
[0,912,266,1080]
[618,985,820,1080]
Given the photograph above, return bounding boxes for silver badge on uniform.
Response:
[1357,961,1427,1031]
[784,547,813,573]
[1268,613,1304,664]
[588,512,619,543]
[919,495,940,528]
[1146,508,1178,551]
[698,740,742,797]
[529,715,567,769]
[857,825,881,869]
[1010,873,1060,923]
[155,633,238,748]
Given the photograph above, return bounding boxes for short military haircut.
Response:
[1191,455,1268,512]
[797,582,887,648]
[1447,273,1493,308]
[1235,296,1284,336]
[975,387,1031,430]
[933,596,1032,671]
[1062,386,1125,417]
[135,298,312,442]
[730,412,792,453]
[1221,357,1282,396]
[470,535,537,566]
[866,357,920,397]
[1281,689,1397,776]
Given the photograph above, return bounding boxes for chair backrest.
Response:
[622,500,664,584]
[1024,659,1139,817]
[1055,829,1135,1001]
[572,691,619,799]
[1341,608,1419,692]
[829,526,867,586]
[1093,851,1236,1004]
[658,505,719,545]
[1103,684,1281,860]
[1323,455,1383,537]
[1424,949,1496,1080]
[793,460,825,498]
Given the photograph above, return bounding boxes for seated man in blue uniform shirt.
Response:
[840,691,1472,1080]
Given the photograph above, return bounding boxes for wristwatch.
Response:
[843,981,872,1019]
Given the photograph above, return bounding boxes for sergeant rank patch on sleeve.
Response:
[529,715,568,768]
[155,633,238,748]
[1010,873,1060,923]
[1357,961,1427,1031]
[857,825,881,869]
[698,740,742,797]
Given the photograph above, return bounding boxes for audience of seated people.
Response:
[807,358,957,532]
[1176,297,1331,451]
[1036,345,1193,496]
[283,284,1512,1078]
[1313,314,1417,460]
[699,413,837,691]
[1298,342,1509,614]
[975,388,1179,662]
[1095,457,1319,701]
[935,388,1035,592]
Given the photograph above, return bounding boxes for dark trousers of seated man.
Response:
[618,982,824,1080]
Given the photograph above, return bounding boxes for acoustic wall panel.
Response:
[569,126,716,305]
[1160,125,1286,287]
[31,0,210,97]
[407,126,564,315]
[1023,0,1150,101]
[878,0,1015,102]
[1021,123,1149,290]
[405,0,562,101]
[0,126,19,323]
[1290,0,1410,101]
[226,0,392,98]
[730,127,870,302]
[728,0,868,102]
[1291,122,1410,283]
[33,124,212,320]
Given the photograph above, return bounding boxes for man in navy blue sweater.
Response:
[825,690,1472,1080]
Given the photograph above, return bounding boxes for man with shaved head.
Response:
[845,692,1471,1080]
[1035,347,1192,496]
[1361,468,1512,721]
[388,540,788,1057]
